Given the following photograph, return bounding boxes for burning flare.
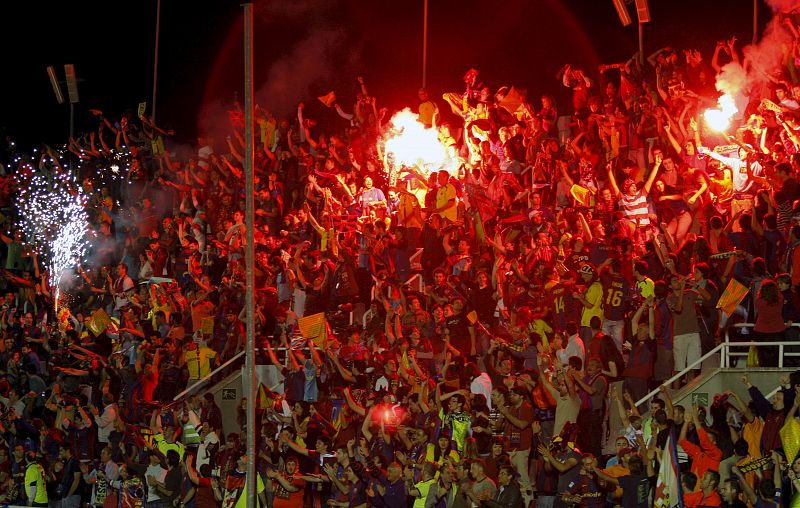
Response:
[384,109,447,172]
[704,94,738,132]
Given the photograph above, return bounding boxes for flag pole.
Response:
[243,2,257,506]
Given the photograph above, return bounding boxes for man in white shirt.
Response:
[196,425,221,473]
[89,394,118,447]
[144,452,167,504]
[555,326,585,367]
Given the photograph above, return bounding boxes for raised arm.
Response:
[643,154,662,195]
[606,161,621,197]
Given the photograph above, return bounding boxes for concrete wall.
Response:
[666,368,794,411]
[207,365,283,437]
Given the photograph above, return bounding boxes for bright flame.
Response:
[704,94,738,132]
[384,109,447,173]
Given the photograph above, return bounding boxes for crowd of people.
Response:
[3,7,800,508]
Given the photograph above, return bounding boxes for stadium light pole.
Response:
[422,0,428,89]
[242,2,257,506]
[152,0,161,123]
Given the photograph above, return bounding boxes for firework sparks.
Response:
[17,171,89,307]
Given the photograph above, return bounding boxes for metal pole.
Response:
[422,0,428,89]
[638,22,644,66]
[753,0,758,44]
[152,0,161,123]
[69,103,74,140]
[243,3,257,506]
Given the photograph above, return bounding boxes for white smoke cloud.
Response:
[712,10,793,100]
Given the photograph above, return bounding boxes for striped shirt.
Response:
[621,190,650,225]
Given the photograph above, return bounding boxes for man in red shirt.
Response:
[498,386,535,506]
[267,456,306,508]
[683,470,722,507]
[678,405,722,482]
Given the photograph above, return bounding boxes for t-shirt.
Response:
[185,347,217,380]
[551,282,579,331]
[223,470,266,508]
[435,183,458,222]
[153,433,186,461]
[439,409,471,452]
[603,276,627,321]
[413,478,436,508]
[272,474,305,508]
[618,474,649,508]
[580,281,604,327]
[668,292,700,335]
[504,401,535,451]
[25,463,48,504]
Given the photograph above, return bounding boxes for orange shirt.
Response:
[679,427,722,481]
[683,489,721,507]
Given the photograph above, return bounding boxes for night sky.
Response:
[1,0,772,148]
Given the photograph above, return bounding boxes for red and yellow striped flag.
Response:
[716,278,749,317]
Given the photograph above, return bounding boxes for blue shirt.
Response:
[373,478,406,508]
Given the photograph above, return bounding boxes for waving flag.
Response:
[654,432,684,508]
[716,278,749,317]
[297,312,329,348]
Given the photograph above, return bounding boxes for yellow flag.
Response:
[201,317,215,336]
[88,308,111,336]
[258,384,274,410]
[716,279,749,317]
[781,416,800,465]
[569,184,592,207]
[317,91,336,107]
[498,86,524,115]
[297,312,328,348]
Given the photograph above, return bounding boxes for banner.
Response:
[654,432,684,508]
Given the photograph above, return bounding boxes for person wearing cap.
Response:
[575,263,603,347]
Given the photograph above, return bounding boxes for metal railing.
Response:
[171,345,310,402]
[172,350,246,401]
[634,322,800,409]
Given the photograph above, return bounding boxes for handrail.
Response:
[171,345,311,402]
[634,322,800,409]
[172,350,246,401]
[635,342,725,408]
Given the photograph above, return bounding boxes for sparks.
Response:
[17,171,89,309]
